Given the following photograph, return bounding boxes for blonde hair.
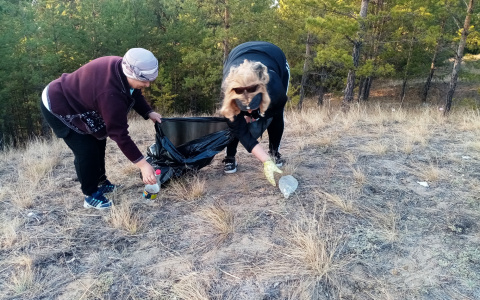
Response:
[220,59,271,121]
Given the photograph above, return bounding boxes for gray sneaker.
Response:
[222,156,238,174]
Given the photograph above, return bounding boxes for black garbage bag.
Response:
[145,117,234,184]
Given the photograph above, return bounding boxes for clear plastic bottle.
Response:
[143,169,161,200]
[278,175,298,199]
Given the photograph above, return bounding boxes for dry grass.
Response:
[278,204,347,284]
[288,222,340,278]
[362,141,389,155]
[4,138,64,209]
[400,139,415,154]
[283,279,316,300]
[459,109,480,131]
[288,107,329,134]
[412,162,443,182]
[7,255,35,295]
[109,201,141,234]
[0,217,22,249]
[315,190,355,214]
[2,93,480,299]
[168,174,206,201]
[172,272,211,300]
[372,208,400,243]
[352,167,366,185]
[19,138,62,185]
[403,124,429,146]
[466,140,480,151]
[196,202,235,244]
[345,151,358,164]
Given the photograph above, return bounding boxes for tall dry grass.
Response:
[172,272,211,300]
[109,200,142,234]
[6,255,35,295]
[196,202,235,244]
[167,173,206,202]
[1,137,65,209]
[0,217,22,249]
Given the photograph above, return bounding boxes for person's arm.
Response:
[251,144,283,186]
[229,114,282,185]
[251,144,270,162]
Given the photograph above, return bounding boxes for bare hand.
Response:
[136,158,156,184]
[148,112,162,123]
[141,165,156,185]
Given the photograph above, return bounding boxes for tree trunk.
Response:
[445,0,474,114]
[422,4,447,103]
[222,2,230,63]
[317,85,325,106]
[361,0,385,101]
[359,76,372,101]
[400,33,415,107]
[344,68,357,105]
[357,77,365,101]
[298,32,312,110]
[343,0,369,108]
[317,66,327,107]
[362,76,372,100]
[422,58,437,103]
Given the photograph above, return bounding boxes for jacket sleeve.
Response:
[97,91,145,163]
[131,90,154,119]
[228,114,259,153]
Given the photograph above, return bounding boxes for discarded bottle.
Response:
[278,175,298,199]
[143,169,161,200]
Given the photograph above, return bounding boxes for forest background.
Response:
[0,0,479,148]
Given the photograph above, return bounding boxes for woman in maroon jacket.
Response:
[41,48,162,209]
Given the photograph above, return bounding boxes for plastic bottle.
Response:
[278,175,298,199]
[155,169,162,187]
[143,169,161,200]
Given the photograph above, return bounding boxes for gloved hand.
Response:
[263,159,283,186]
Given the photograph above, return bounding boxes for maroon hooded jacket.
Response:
[46,56,153,163]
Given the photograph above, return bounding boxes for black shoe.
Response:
[222,156,237,174]
[97,179,118,194]
[269,151,285,167]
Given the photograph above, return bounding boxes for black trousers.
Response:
[40,102,107,196]
[226,110,284,157]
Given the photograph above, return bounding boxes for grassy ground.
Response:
[1,84,480,299]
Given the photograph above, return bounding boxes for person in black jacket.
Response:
[219,41,290,186]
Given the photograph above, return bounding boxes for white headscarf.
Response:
[122,48,158,81]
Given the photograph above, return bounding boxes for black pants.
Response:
[40,102,107,196]
[226,110,284,157]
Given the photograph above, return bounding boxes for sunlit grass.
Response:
[169,174,206,201]
[7,255,35,294]
[109,201,141,234]
[315,190,354,214]
[197,203,235,244]
[173,272,210,300]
